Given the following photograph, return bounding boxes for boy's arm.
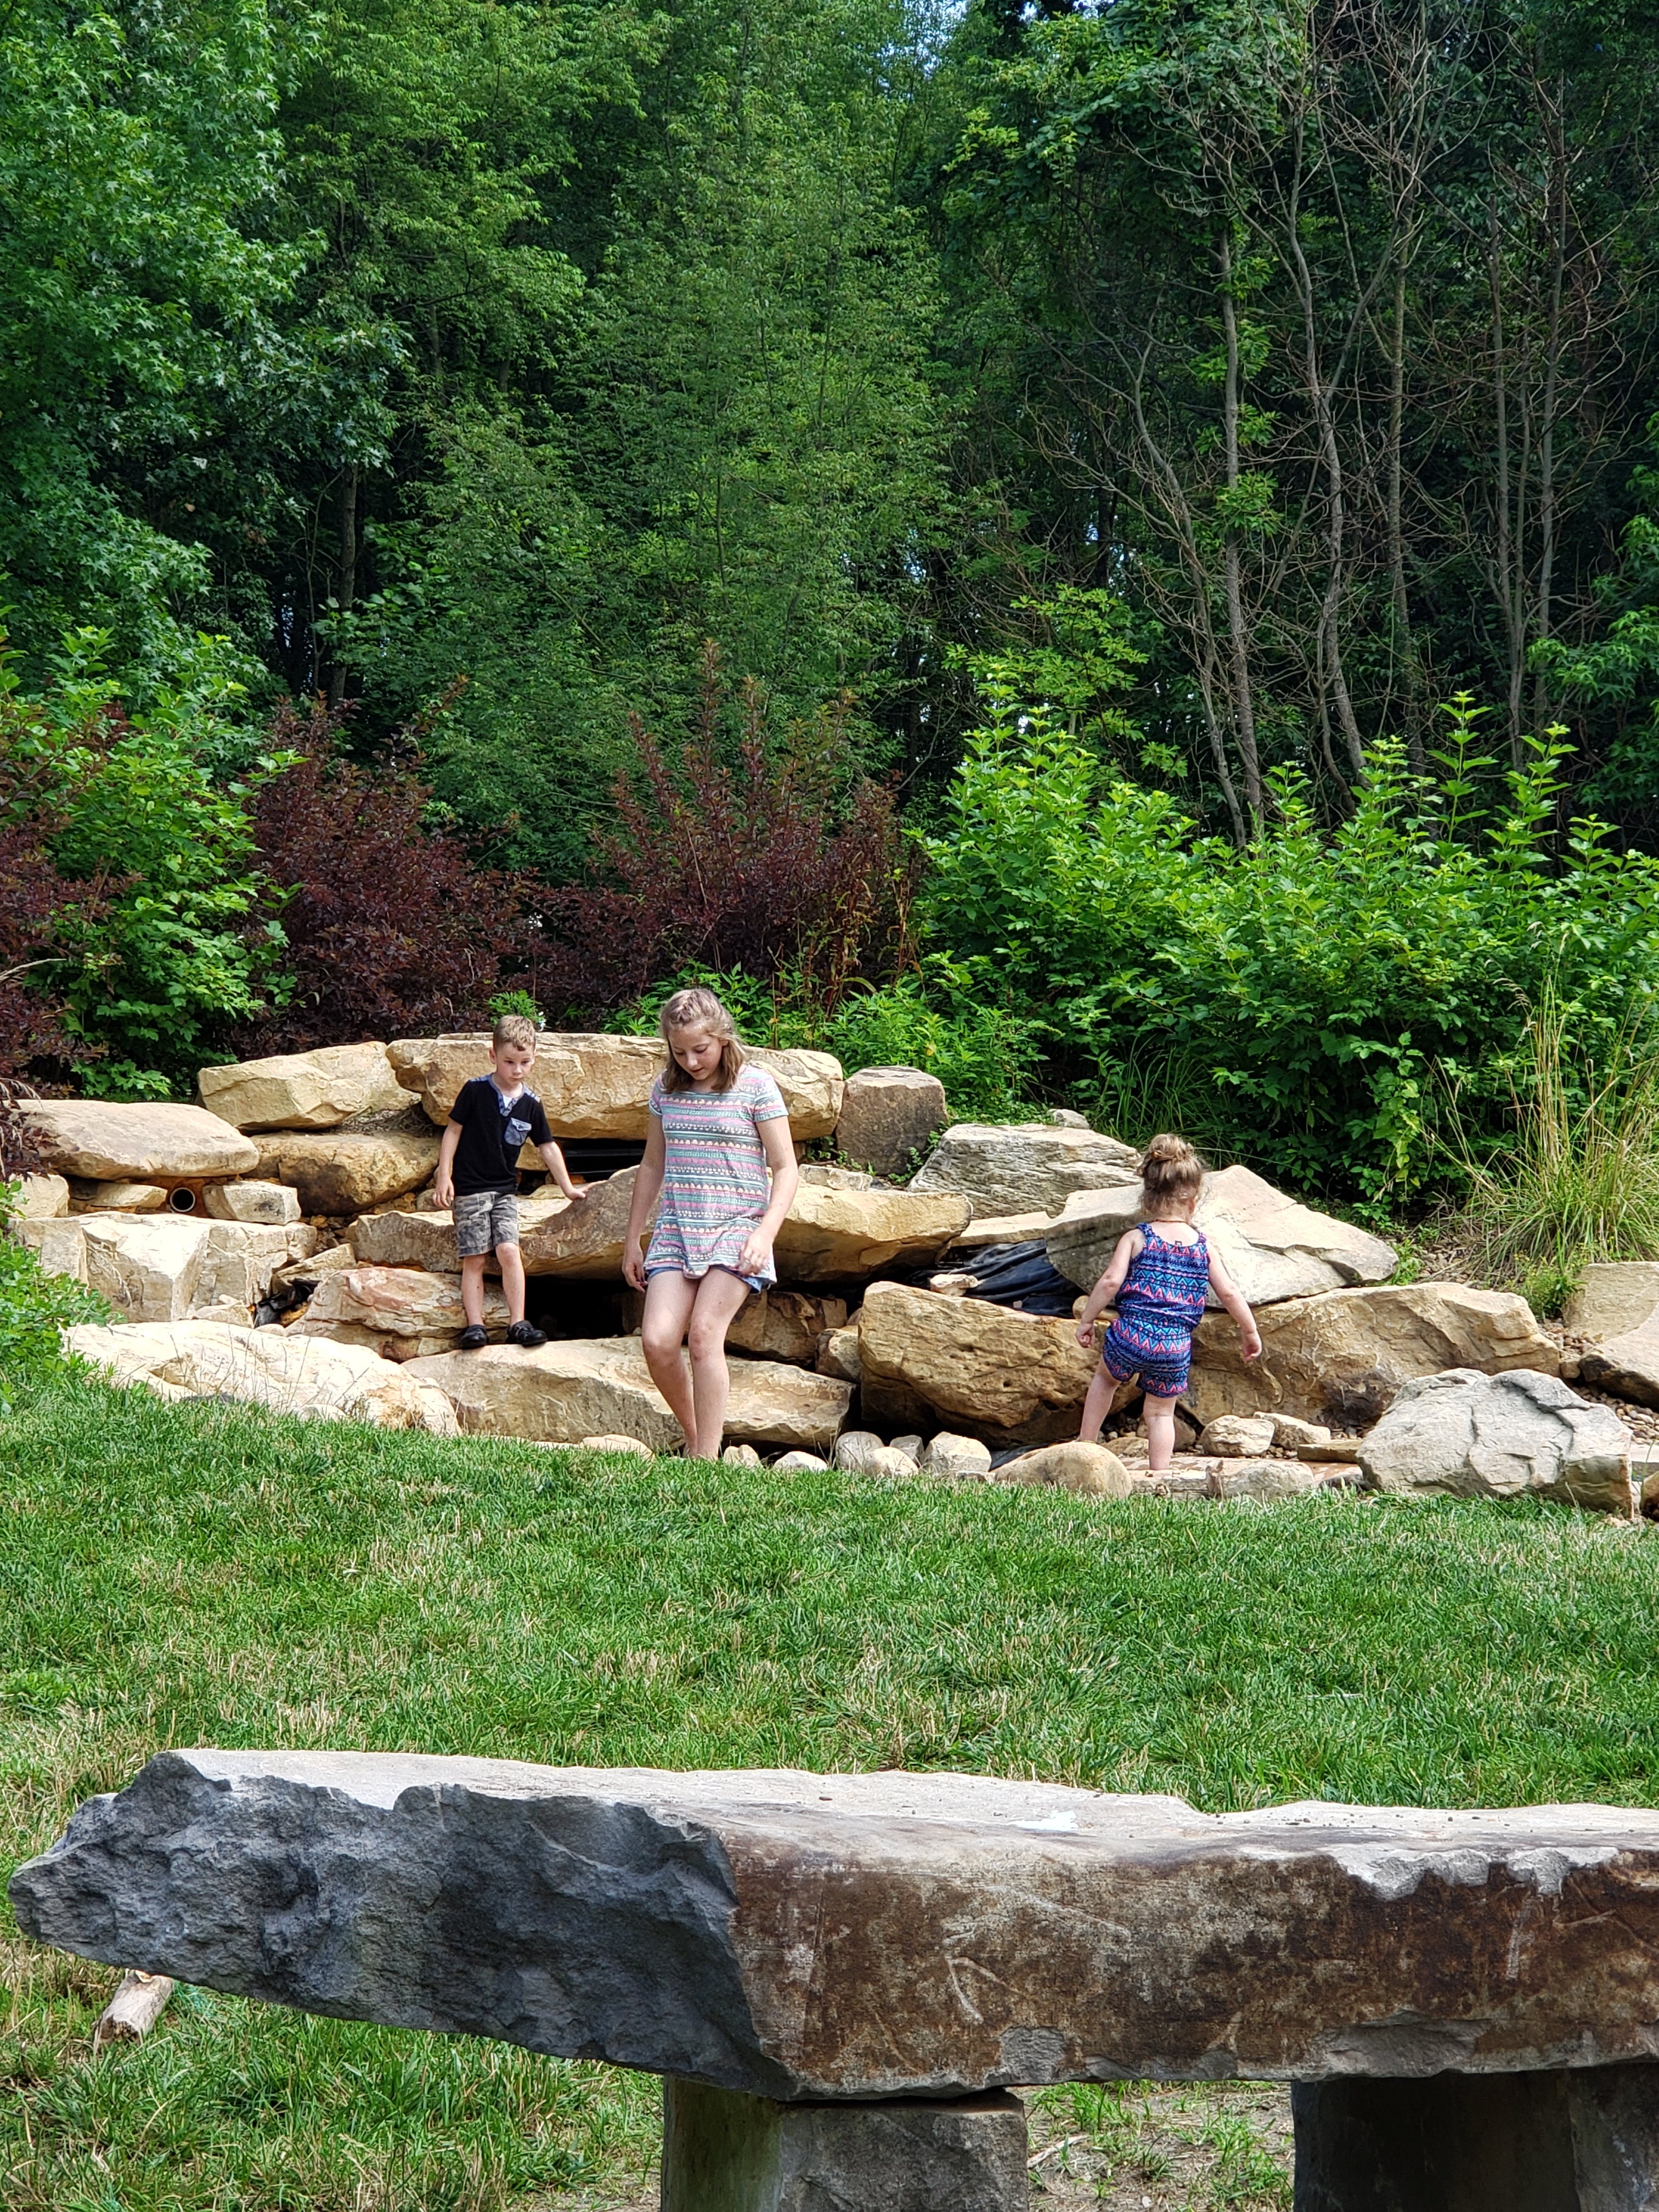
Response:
[1074,1231,1141,1346]
[537,1139,586,1201]
[1208,1250,1262,1359]
[434,1121,461,1208]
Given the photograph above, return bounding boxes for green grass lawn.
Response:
[4,1375,1659,2210]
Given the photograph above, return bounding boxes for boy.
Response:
[433,1013,586,1350]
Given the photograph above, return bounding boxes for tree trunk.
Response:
[1220,233,1264,822]
[327,462,359,710]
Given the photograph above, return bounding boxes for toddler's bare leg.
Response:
[496,1242,527,1324]
[1144,1394,1177,1473]
[642,1272,700,1446]
[686,1270,754,1461]
[1077,1363,1117,1444]
[459,1252,489,1327]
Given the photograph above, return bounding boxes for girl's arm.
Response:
[1073,1230,1142,1348]
[434,1121,461,1209]
[1208,1249,1262,1361]
[622,1119,667,1290]
[739,1118,799,1277]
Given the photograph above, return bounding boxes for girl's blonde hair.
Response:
[659,986,746,1093]
[1140,1132,1205,1212]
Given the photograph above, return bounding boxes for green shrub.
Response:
[922,696,1659,1197]
[0,1188,110,1406]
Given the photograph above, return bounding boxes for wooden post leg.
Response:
[661,2078,1029,2212]
[1293,2067,1659,2212]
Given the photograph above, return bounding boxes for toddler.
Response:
[1074,1133,1261,1469]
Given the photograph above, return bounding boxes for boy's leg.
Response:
[685,1269,754,1462]
[497,1241,527,1325]
[641,1272,700,1445]
[1144,1393,1177,1472]
[459,1252,489,1327]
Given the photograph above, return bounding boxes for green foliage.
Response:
[1440,991,1659,1293]
[24,633,293,1090]
[0,0,303,679]
[610,964,1045,1126]
[0,1190,109,1406]
[923,695,1659,1194]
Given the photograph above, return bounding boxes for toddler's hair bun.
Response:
[1139,1132,1205,1204]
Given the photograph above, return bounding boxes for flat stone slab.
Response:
[15,1753,1659,2101]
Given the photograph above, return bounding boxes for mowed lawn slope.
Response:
[4,1378,1659,2209]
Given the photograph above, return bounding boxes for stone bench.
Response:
[13,1752,1659,2210]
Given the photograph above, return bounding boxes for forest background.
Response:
[11,0,1659,1228]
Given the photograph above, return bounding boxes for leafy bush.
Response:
[14,630,286,1092]
[229,702,539,1054]
[922,696,1659,1196]
[540,655,915,1020]
[610,965,1045,1126]
[0,1187,109,1405]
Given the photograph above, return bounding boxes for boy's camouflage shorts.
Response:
[453,1188,519,1259]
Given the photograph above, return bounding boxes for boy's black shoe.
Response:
[506,1319,548,1348]
[458,1324,488,1350]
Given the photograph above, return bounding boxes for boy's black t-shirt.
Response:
[448,1076,552,1194]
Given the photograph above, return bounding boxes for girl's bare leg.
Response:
[1144,1394,1178,1472]
[1077,1363,1118,1444]
[685,1269,755,1460]
[641,1272,699,1446]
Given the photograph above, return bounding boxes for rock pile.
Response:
[14,1045,1633,1510]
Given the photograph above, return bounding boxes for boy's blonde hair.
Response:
[1140,1132,1205,1211]
[492,1013,537,1054]
[659,986,745,1093]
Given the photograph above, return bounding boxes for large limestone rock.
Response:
[910,1122,1139,1218]
[26,1752,1659,2097]
[287,1265,510,1358]
[14,1215,88,1282]
[67,1178,166,1212]
[1579,1312,1659,1406]
[1186,1282,1559,1429]
[1359,1368,1633,1514]
[199,1220,320,1308]
[405,1338,849,1452]
[834,1067,948,1176]
[856,1280,1097,1444]
[389,1033,844,1140]
[1046,1164,1398,1306]
[994,1441,1132,1496]
[202,1180,302,1225]
[354,1175,962,1288]
[198,1043,407,1132]
[25,1099,258,1182]
[64,1322,459,1432]
[80,1215,213,1321]
[253,1131,439,1215]
[14,1172,69,1218]
[772,1185,969,1284]
[727,1291,848,1365]
[1563,1262,1659,1344]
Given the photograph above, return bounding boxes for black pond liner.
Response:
[900,1238,1080,1318]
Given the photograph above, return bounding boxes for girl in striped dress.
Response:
[623,987,799,1459]
[1073,1134,1261,1470]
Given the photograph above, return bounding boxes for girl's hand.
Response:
[622,1239,646,1292]
[738,1229,771,1279]
[1240,1325,1263,1363]
[1075,1318,1097,1351]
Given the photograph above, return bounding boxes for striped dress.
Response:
[644,1065,790,1288]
